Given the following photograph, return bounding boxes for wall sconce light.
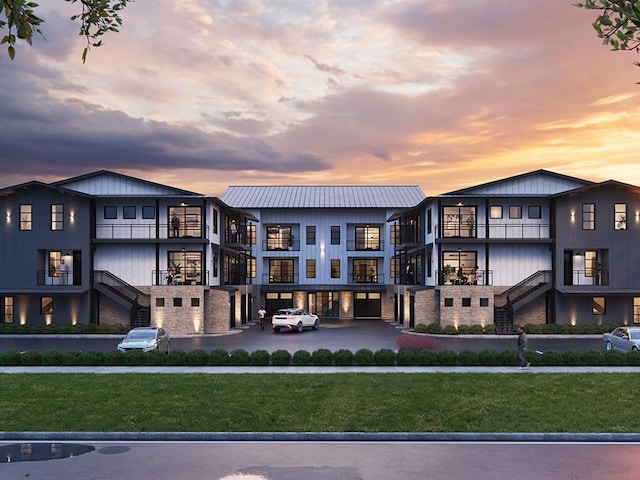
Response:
[5,211,10,222]
[69,211,75,222]
[457,201,463,206]
[636,211,639,222]
[570,211,575,222]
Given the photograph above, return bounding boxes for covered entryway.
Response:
[354,292,382,318]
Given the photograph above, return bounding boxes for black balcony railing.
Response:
[437,223,550,240]
[263,240,300,251]
[262,273,299,284]
[346,240,385,251]
[95,223,206,240]
[37,270,75,286]
[436,269,493,286]
[152,269,210,285]
[350,272,384,284]
[566,269,609,286]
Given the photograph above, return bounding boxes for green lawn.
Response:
[1,373,635,433]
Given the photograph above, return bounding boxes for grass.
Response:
[1,373,637,433]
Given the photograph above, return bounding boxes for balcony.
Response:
[37,270,75,286]
[152,270,210,286]
[437,223,550,240]
[262,239,300,251]
[436,269,493,286]
[566,269,609,286]
[263,273,299,284]
[95,223,206,240]
[350,272,385,284]
[346,240,385,251]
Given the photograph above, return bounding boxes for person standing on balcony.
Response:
[171,212,180,238]
[57,258,69,285]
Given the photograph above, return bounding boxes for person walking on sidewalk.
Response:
[258,306,267,331]
[517,325,530,369]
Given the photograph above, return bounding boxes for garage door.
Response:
[353,292,381,318]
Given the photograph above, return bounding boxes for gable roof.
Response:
[444,169,594,197]
[51,170,203,197]
[220,185,426,209]
[553,179,640,198]
[0,180,93,198]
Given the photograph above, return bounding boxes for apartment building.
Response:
[389,170,640,330]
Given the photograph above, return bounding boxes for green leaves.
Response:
[1,0,131,61]
[576,0,640,52]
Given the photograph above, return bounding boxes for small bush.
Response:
[61,350,84,366]
[374,348,396,366]
[443,325,458,335]
[496,349,518,366]
[395,349,416,366]
[144,350,167,366]
[250,349,271,366]
[477,350,498,366]
[208,348,229,366]
[82,350,106,366]
[456,350,478,366]
[312,348,334,366]
[20,351,42,366]
[165,349,188,366]
[228,349,250,366]
[413,323,429,333]
[539,350,562,366]
[435,350,458,366]
[124,350,147,366]
[186,349,209,366]
[270,349,291,366]
[40,350,65,366]
[580,350,604,366]
[292,350,312,366]
[415,349,438,365]
[625,350,640,366]
[426,323,444,334]
[353,348,375,366]
[603,350,626,366]
[333,349,354,366]
[469,324,486,335]
[457,324,471,335]
[0,351,21,365]
[561,350,585,366]
[103,350,127,366]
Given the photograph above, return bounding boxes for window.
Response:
[331,259,340,278]
[509,205,522,219]
[104,206,117,219]
[355,226,380,250]
[156,298,165,307]
[246,257,256,279]
[585,251,599,278]
[169,206,203,238]
[444,298,453,307]
[306,226,316,245]
[331,226,341,245]
[462,298,471,307]
[191,298,200,307]
[592,296,605,315]
[353,259,377,283]
[479,298,489,307]
[123,206,136,219]
[247,224,256,244]
[41,297,53,315]
[490,205,503,219]
[19,204,32,230]
[442,206,476,238]
[213,209,218,234]
[390,257,399,279]
[212,252,218,278]
[306,259,316,278]
[51,204,63,231]
[427,208,432,234]
[582,203,595,230]
[528,205,541,219]
[142,206,155,219]
[614,203,627,230]
[269,259,294,283]
[390,225,400,245]
[634,298,640,324]
[266,226,292,250]
[2,297,14,323]
[168,250,202,284]
[173,298,183,307]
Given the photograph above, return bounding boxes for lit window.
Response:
[592,297,605,315]
[19,204,32,231]
[51,204,64,231]
[614,204,627,230]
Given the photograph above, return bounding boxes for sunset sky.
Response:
[2,0,640,197]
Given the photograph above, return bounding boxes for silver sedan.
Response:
[602,327,640,352]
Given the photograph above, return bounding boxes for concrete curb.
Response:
[2,431,640,443]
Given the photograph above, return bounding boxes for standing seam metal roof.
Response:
[220,186,425,209]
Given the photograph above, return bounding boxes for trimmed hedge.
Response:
[0,323,127,334]
[411,322,622,335]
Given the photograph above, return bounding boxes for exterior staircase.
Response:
[93,271,151,327]
[494,270,552,334]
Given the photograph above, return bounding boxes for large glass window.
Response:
[582,203,595,230]
[266,226,292,250]
[246,257,256,280]
[489,205,503,219]
[269,259,294,283]
[169,206,202,238]
[442,205,476,238]
[19,204,32,231]
[353,259,377,283]
[2,297,13,323]
[614,203,627,230]
[355,226,380,250]
[246,224,256,245]
[51,204,63,231]
[390,225,400,245]
[442,250,477,284]
[168,250,202,284]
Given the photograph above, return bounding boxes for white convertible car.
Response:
[271,308,319,333]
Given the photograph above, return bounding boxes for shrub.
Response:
[312,349,334,366]
[333,349,354,366]
[61,350,84,366]
[580,350,604,366]
[270,349,291,366]
[456,349,478,366]
[291,350,312,366]
[625,350,640,366]
[165,349,188,366]
[477,350,498,366]
[443,325,458,335]
[185,349,209,366]
[435,350,458,366]
[103,350,127,366]
[413,323,429,333]
[54,324,71,334]
[468,324,486,335]
[40,350,65,366]
[209,348,229,366]
[426,323,444,334]
[603,349,625,366]
[374,348,396,366]
[20,351,42,366]
[561,350,585,366]
[496,349,518,366]
[395,349,416,366]
[415,349,438,366]
[228,349,250,366]
[539,350,562,366]
[0,350,21,365]
[124,350,147,366]
[250,349,271,366]
[27,325,44,334]
[457,324,471,335]
[353,348,374,366]
[395,332,441,352]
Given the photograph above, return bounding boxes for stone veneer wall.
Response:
[437,285,496,328]
[512,295,547,326]
[150,285,206,334]
[98,296,128,326]
[204,288,232,333]
[413,288,439,325]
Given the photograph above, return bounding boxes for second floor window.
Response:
[614,203,627,230]
[582,203,595,230]
[355,226,380,250]
[19,204,32,231]
[306,259,316,278]
[123,206,136,219]
[331,259,340,278]
[51,204,63,231]
[267,226,292,250]
[331,226,340,245]
[306,226,316,245]
[104,206,117,219]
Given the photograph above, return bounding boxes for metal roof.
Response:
[220,186,425,209]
